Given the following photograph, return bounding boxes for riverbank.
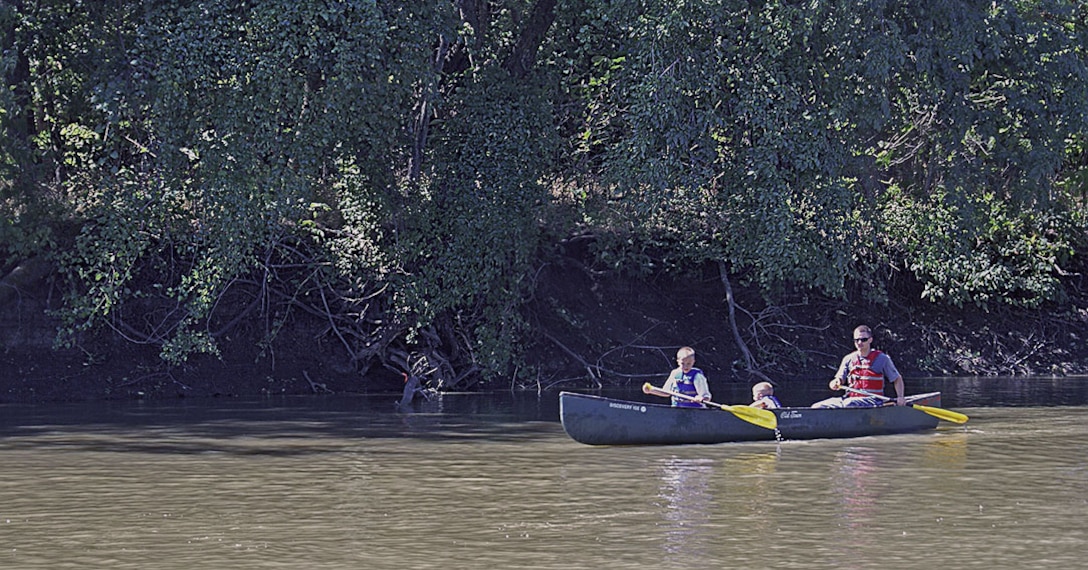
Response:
[2,260,1086,404]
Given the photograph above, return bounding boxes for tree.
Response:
[2,0,1085,388]
[570,0,1087,309]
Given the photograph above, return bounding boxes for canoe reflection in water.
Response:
[648,433,969,564]
[655,450,783,561]
[831,448,881,530]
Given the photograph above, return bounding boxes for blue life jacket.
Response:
[672,368,705,408]
[753,395,781,409]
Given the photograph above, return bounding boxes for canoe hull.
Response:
[559,391,943,446]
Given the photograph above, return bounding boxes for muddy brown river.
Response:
[1,377,1085,569]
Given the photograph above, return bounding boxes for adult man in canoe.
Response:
[812,325,906,408]
[660,346,712,407]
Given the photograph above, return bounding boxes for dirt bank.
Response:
[2,260,1086,404]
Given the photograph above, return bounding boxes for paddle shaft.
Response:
[840,385,897,402]
[644,384,719,407]
[841,385,969,424]
[642,383,778,430]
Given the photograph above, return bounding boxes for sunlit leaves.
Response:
[18,0,444,363]
[880,185,1075,308]
[574,0,1086,307]
[6,0,1088,376]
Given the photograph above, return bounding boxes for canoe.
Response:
[559,391,944,446]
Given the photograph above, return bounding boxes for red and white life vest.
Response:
[847,350,885,394]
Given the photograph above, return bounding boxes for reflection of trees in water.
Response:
[928,377,1088,407]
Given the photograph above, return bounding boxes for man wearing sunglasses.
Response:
[812,325,906,408]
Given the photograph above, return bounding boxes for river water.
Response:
[1,377,1086,569]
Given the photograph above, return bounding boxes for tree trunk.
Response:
[717,260,774,385]
[0,257,52,308]
[502,0,556,78]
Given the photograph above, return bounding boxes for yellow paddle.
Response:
[842,386,969,424]
[642,383,778,430]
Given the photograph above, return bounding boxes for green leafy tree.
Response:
[3,0,1086,388]
[569,0,1087,310]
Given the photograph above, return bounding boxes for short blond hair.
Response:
[676,346,696,359]
[752,381,774,396]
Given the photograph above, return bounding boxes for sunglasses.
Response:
[854,337,871,343]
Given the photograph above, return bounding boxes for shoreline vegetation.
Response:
[2,255,1085,404]
[3,2,1087,403]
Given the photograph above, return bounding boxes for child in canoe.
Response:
[750,381,781,409]
[659,346,712,407]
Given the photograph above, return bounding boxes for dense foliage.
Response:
[2,0,1086,386]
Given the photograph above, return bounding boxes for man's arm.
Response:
[876,353,905,406]
[829,354,851,390]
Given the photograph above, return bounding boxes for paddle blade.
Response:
[721,405,778,430]
[913,404,969,424]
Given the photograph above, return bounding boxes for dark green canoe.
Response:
[559,391,944,445]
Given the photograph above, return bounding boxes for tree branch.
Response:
[718,260,774,384]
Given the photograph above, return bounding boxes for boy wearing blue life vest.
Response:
[662,346,712,407]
